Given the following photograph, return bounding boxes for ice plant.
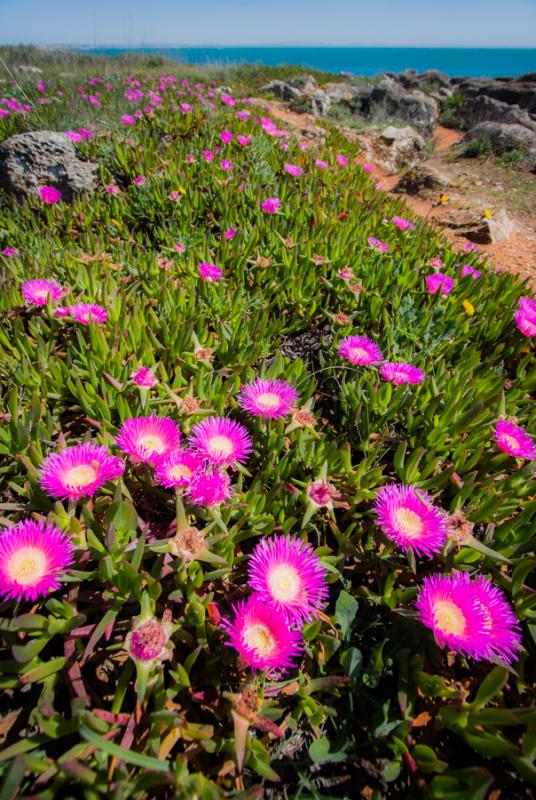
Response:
[0,519,74,601]
[221,595,303,677]
[368,236,389,254]
[189,416,252,468]
[39,185,62,204]
[55,303,108,325]
[392,215,415,231]
[132,366,158,388]
[21,279,67,306]
[307,480,338,508]
[261,197,281,214]
[373,484,449,557]
[154,449,204,489]
[238,378,298,419]
[116,416,182,465]
[426,272,455,296]
[284,163,302,177]
[40,443,125,501]
[416,573,490,659]
[224,227,236,240]
[187,467,233,507]
[380,362,425,385]
[514,296,536,337]
[199,262,223,282]
[247,535,328,625]
[494,419,536,460]
[339,335,383,366]
[125,613,173,667]
[471,575,522,664]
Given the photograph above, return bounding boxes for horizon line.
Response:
[4,42,536,50]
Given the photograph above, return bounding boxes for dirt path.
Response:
[253,98,536,289]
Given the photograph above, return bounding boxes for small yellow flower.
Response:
[484,209,493,220]
[440,194,449,204]
[463,300,475,316]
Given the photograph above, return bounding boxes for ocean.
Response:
[86,47,536,78]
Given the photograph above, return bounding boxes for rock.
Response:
[394,164,452,195]
[288,74,318,93]
[419,70,451,89]
[261,80,303,102]
[374,125,426,173]
[454,78,536,114]
[441,208,515,244]
[465,121,536,163]
[310,89,331,116]
[323,82,359,103]
[459,96,536,133]
[16,65,43,76]
[362,79,438,137]
[0,130,98,202]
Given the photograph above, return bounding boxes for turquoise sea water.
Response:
[86,47,536,78]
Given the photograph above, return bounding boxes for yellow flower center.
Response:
[243,622,276,656]
[64,463,98,488]
[256,392,281,411]
[35,289,50,300]
[138,433,166,455]
[433,599,466,636]
[393,507,424,538]
[268,564,301,603]
[208,435,233,457]
[502,434,520,451]
[7,546,48,586]
[350,347,369,361]
[168,464,192,481]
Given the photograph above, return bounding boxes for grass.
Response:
[0,52,535,800]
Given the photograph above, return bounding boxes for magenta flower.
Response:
[380,362,425,385]
[203,149,214,162]
[373,484,448,557]
[416,573,491,659]
[429,257,444,269]
[199,262,223,282]
[2,247,18,257]
[173,242,186,253]
[307,480,338,508]
[238,378,298,419]
[336,154,349,166]
[54,303,108,325]
[189,416,252,468]
[221,595,303,677]
[338,267,353,280]
[125,614,173,666]
[494,420,535,460]
[39,185,62,204]
[339,335,383,366]
[220,158,233,171]
[284,163,302,177]
[224,227,236,240]
[21,279,67,306]
[392,215,415,231]
[121,114,136,126]
[368,236,389,254]
[0,519,74,602]
[40,442,125,501]
[168,191,181,202]
[116,416,182,465]
[261,197,281,214]
[106,184,120,194]
[315,159,329,169]
[132,367,158,388]
[514,296,536,337]
[154,449,204,489]
[362,163,374,172]
[132,175,145,186]
[471,575,522,664]
[426,272,455,296]
[221,130,233,143]
[236,134,251,145]
[248,535,328,625]
[187,466,233,507]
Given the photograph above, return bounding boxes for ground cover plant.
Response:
[0,56,535,799]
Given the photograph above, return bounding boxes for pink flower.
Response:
[115,416,182,465]
[236,111,250,121]
[0,519,74,602]
[336,154,349,166]
[187,466,233,507]
[307,480,338,508]
[261,197,281,214]
[248,535,328,625]
[470,575,522,664]
[368,236,389,254]
[416,573,493,660]
[132,367,158,388]
[284,163,302,177]
[338,267,354,280]
[224,227,236,241]
[464,242,480,252]
[1,247,18,257]
[221,595,303,677]
[65,130,82,143]
[189,416,252,468]
[173,243,186,253]
[121,114,136,126]
[21,279,67,306]
[426,272,455,296]
[429,257,444,269]
[78,128,93,140]
[168,191,181,201]
[220,158,233,171]
[339,335,383,366]
[39,186,62,204]
[203,150,214,162]
[180,103,192,113]
[41,442,125,501]
[392,215,415,231]
[380,362,425,385]
[373,484,448,557]
[238,378,298,419]
[315,159,329,169]
[514,296,536,337]
[236,134,251,145]
[154,449,204,489]
[494,419,535,460]
[125,614,173,666]
[362,163,374,172]
[199,262,223,282]
[106,184,120,194]
[132,175,145,186]
[221,130,233,144]
[55,303,108,325]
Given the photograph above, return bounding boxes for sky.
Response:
[2,0,536,48]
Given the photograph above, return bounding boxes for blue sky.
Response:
[2,0,536,47]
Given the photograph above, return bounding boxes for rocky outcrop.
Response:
[452,77,536,115]
[442,208,515,244]
[464,121,536,165]
[358,79,438,137]
[373,125,426,173]
[394,164,452,195]
[459,95,536,133]
[0,130,98,201]
[260,80,303,103]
